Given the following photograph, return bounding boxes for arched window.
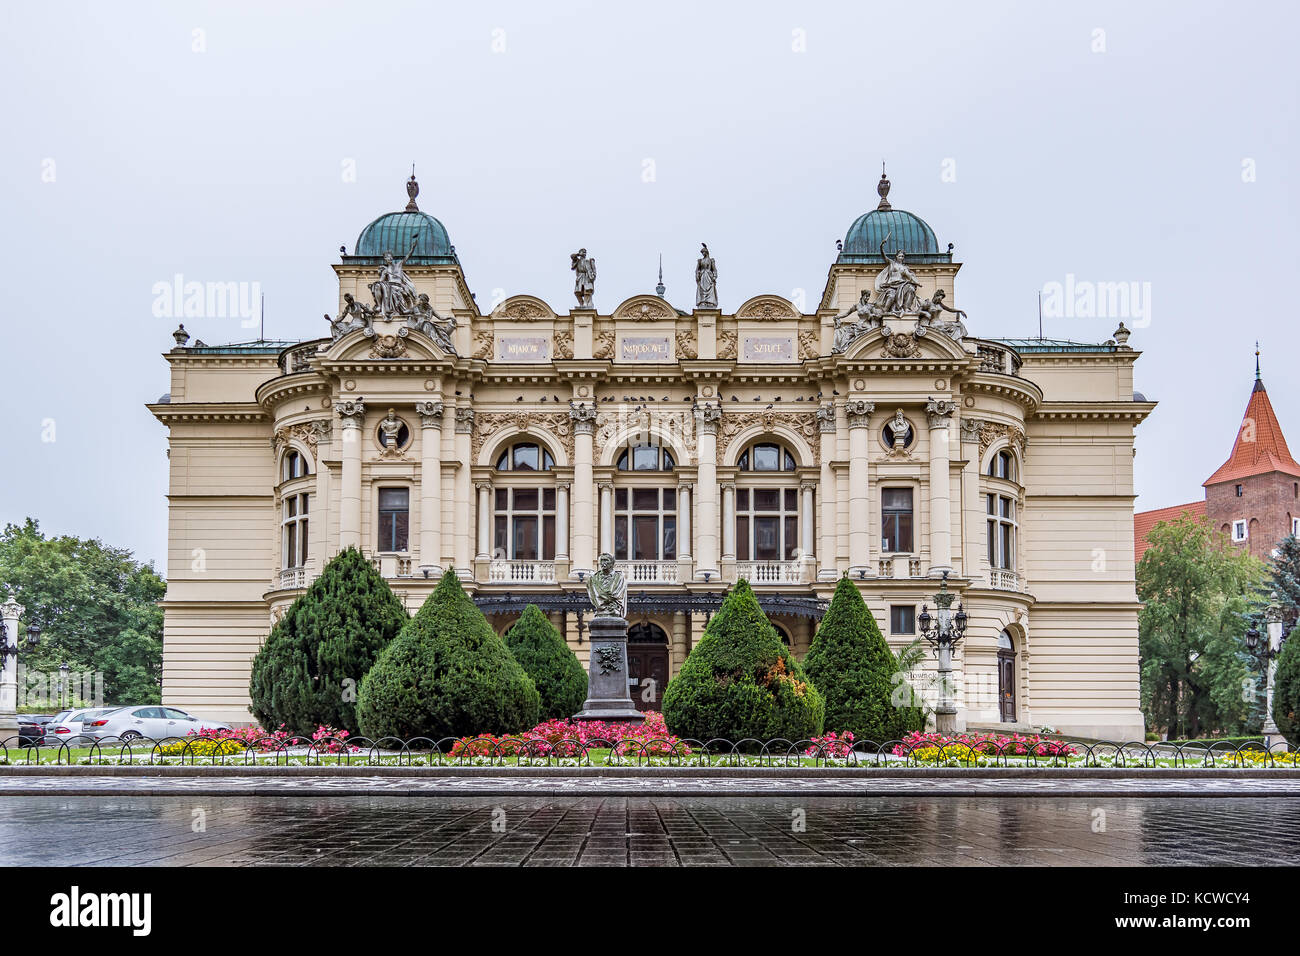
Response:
[989,449,1015,481]
[495,442,554,472]
[282,449,311,481]
[997,630,1017,722]
[616,444,675,471]
[738,441,796,472]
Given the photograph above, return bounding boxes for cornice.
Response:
[148,402,269,424]
[1031,401,1157,423]
[960,373,1044,413]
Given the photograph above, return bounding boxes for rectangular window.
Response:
[612,486,676,561]
[986,493,1016,570]
[890,605,915,635]
[1293,517,1299,537]
[734,486,799,563]
[377,487,410,552]
[881,488,913,553]
[1235,484,1244,497]
[1233,520,1248,542]
[282,493,310,567]
[499,487,557,560]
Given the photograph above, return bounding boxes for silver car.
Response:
[85,706,231,742]
[41,707,123,746]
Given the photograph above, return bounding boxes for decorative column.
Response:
[720,482,736,560]
[453,408,475,576]
[598,481,614,556]
[336,399,366,552]
[476,482,493,560]
[570,401,597,577]
[677,483,692,559]
[1264,602,1284,744]
[414,401,444,573]
[0,597,23,735]
[844,400,874,574]
[816,403,838,580]
[800,479,816,560]
[694,401,721,580]
[310,419,332,568]
[555,481,570,562]
[926,399,958,576]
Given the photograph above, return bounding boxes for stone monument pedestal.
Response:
[573,616,644,722]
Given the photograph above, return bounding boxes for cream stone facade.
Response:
[149,172,1153,739]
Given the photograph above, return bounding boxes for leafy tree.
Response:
[0,518,165,705]
[662,579,824,742]
[1265,534,1300,746]
[1268,534,1300,621]
[357,569,540,740]
[1274,629,1300,748]
[804,576,926,742]
[1137,516,1268,738]
[504,604,587,720]
[248,547,407,735]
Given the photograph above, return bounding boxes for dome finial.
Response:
[405,166,420,212]
[877,161,892,211]
[655,254,666,298]
[1256,341,1262,382]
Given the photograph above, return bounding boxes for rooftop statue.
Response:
[370,234,420,316]
[327,293,376,340]
[874,231,922,315]
[915,289,968,341]
[404,293,458,354]
[832,289,884,353]
[585,552,627,620]
[571,248,596,308]
[695,243,718,309]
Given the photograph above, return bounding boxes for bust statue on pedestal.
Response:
[573,552,643,723]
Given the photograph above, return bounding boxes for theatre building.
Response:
[149,171,1154,739]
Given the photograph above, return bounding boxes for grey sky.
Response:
[1,0,1295,569]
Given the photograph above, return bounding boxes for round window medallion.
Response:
[702,385,714,398]
[854,379,865,391]
[578,385,590,398]
[424,379,436,391]
[344,379,356,391]
[321,397,332,408]
[964,396,976,408]
[935,378,947,390]
[375,414,412,452]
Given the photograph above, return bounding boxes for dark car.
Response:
[17,718,48,747]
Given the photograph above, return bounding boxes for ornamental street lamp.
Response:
[918,570,967,734]
[0,598,40,738]
[1246,594,1291,749]
[59,662,70,710]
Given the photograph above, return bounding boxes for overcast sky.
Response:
[1,0,1295,570]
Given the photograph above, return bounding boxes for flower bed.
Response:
[447,712,687,759]
[893,731,1077,759]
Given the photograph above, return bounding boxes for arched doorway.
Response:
[997,630,1017,723]
[627,622,669,712]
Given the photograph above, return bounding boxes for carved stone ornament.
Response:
[272,420,331,453]
[925,398,958,429]
[336,399,367,424]
[960,417,983,444]
[736,296,798,321]
[328,293,377,341]
[693,402,722,436]
[798,329,819,360]
[569,401,598,435]
[455,407,476,434]
[414,401,445,427]
[816,402,837,433]
[843,399,876,429]
[717,409,819,465]
[594,408,696,460]
[368,333,407,359]
[471,329,493,359]
[553,329,574,360]
[675,328,698,360]
[499,300,549,321]
[473,411,575,463]
[977,420,1028,459]
[594,329,616,359]
[880,329,921,358]
[615,297,675,320]
[717,329,738,360]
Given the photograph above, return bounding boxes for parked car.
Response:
[85,706,231,742]
[17,718,48,747]
[41,707,126,746]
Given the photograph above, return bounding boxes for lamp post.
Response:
[1246,595,1290,750]
[0,598,40,738]
[918,570,968,734]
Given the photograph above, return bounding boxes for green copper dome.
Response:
[350,175,458,264]
[838,170,951,265]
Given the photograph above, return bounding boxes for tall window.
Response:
[282,493,309,568]
[495,442,553,471]
[881,488,913,553]
[613,487,676,561]
[494,488,556,560]
[736,487,799,561]
[377,487,410,552]
[988,450,1014,480]
[282,449,310,481]
[738,442,796,472]
[890,605,915,635]
[616,444,675,471]
[987,493,1016,569]
[1232,520,1247,542]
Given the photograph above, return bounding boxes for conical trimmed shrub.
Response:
[356,569,540,740]
[504,605,588,720]
[804,576,926,743]
[248,547,408,736]
[662,579,824,742]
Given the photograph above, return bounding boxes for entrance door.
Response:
[626,623,670,711]
[997,630,1017,722]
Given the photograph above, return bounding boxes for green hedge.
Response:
[804,576,926,744]
[357,569,540,740]
[1273,631,1300,749]
[504,605,588,720]
[662,579,823,742]
[248,547,407,736]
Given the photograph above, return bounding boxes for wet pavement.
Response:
[0,794,1294,866]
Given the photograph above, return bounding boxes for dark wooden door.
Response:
[627,644,669,711]
[998,651,1016,722]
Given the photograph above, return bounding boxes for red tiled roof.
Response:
[1133,500,1208,563]
[1204,379,1300,485]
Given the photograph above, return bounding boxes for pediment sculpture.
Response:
[326,239,457,354]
